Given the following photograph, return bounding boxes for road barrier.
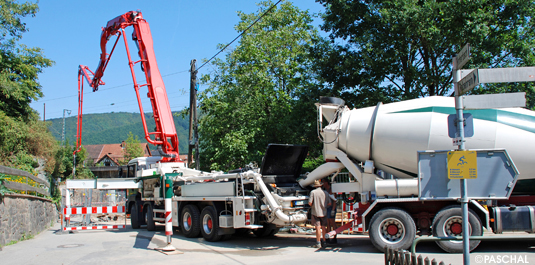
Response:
[61,178,139,232]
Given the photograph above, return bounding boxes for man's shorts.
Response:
[312,215,326,226]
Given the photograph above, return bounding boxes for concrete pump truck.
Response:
[74,11,312,245]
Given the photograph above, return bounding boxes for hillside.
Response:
[47,112,190,153]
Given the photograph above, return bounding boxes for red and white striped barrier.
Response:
[63,225,125,231]
[62,205,126,231]
[63,206,125,215]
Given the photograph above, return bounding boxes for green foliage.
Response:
[0,1,58,188]
[0,173,11,196]
[47,112,189,153]
[53,141,93,180]
[0,0,54,120]
[301,155,324,174]
[199,1,324,171]
[121,132,144,165]
[313,0,535,109]
[0,110,58,175]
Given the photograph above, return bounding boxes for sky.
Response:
[21,1,327,120]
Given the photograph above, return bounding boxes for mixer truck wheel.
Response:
[200,206,222,242]
[369,207,416,251]
[181,204,201,238]
[432,206,482,253]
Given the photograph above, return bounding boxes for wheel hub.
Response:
[387,224,399,235]
[380,218,405,243]
[450,222,462,235]
[183,212,192,231]
[203,215,213,234]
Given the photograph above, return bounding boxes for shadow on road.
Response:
[90,224,535,256]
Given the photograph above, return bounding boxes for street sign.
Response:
[458,69,479,95]
[478,67,535,83]
[457,43,470,69]
[447,113,473,138]
[462,92,526,109]
[447,150,477,179]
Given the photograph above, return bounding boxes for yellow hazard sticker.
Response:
[447,150,477,179]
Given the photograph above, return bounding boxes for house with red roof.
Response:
[84,141,152,166]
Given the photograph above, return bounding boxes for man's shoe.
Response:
[309,243,322,248]
[321,240,326,247]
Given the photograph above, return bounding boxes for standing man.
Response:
[322,178,338,244]
[308,179,331,248]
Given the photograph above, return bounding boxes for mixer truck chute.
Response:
[301,96,535,252]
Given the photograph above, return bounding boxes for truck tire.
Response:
[369,207,416,251]
[253,226,279,237]
[432,206,482,253]
[145,203,156,231]
[130,203,140,229]
[181,204,201,238]
[200,206,222,242]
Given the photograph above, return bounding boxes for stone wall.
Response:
[0,194,57,246]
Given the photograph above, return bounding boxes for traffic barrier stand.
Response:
[62,206,127,231]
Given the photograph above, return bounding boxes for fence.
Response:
[0,165,49,196]
[384,247,450,265]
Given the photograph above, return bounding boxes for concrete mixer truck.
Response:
[299,96,535,253]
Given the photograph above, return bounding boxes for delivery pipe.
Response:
[248,171,307,224]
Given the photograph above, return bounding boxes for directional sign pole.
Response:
[453,55,471,265]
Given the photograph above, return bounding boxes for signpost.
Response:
[458,69,479,95]
[452,43,528,265]
[456,43,471,69]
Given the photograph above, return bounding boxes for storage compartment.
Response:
[492,205,535,233]
[219,214,233,228]
[181,181,235,197]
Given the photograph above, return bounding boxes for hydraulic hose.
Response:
[246,171,307,224]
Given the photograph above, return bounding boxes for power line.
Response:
[39,1,282,103]
[196,0,282,71]
[37,69,190,103]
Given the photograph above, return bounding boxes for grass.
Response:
[1,232,35,248]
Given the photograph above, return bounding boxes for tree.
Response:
[313,0,535,109]
[53,141,93,180]
[0,0,53,119]
[0,1,57,176]
[121,132,144,164]
[199,1,323,171]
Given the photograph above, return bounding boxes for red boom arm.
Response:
[75,11,181,162]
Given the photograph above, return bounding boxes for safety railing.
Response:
[0,165,50,197]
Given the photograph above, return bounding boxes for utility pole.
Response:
[43,103,46,121]
[62,109,71,145]
[188,59,199,170]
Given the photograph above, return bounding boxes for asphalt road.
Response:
[2,222,535,265]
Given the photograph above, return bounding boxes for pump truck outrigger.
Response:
[74,11,311,244]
